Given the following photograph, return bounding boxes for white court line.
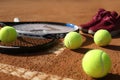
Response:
[0,63,75,80]
[49,42,66,56]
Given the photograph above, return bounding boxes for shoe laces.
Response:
[104,16,116,26]
[115,16,120,25]
[93,9,105,20]
[111,11,118,18]
[95,10,111,22]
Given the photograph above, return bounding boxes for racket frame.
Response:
[0,21,79,53]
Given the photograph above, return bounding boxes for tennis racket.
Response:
[0,21,79,54]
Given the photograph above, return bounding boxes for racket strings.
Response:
[0,37,53,47]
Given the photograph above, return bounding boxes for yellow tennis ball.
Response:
[0,26,17,43]
[64,31,82,49]
[94,29,112,46]
[82,49,112,78]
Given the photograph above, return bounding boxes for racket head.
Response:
[0,21,79,54]
[3,21,79,39]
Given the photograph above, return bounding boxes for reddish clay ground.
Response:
[0,0,120,80]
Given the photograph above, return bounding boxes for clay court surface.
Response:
[0,0,120,80]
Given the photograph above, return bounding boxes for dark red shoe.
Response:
[79,8,110,33]
[111,14,120,36]
[88,11,120,36]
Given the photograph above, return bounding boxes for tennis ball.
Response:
[82,49,111,78]
[94,29,112,46]
[0,26,17,43]
[64,31,82,49]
